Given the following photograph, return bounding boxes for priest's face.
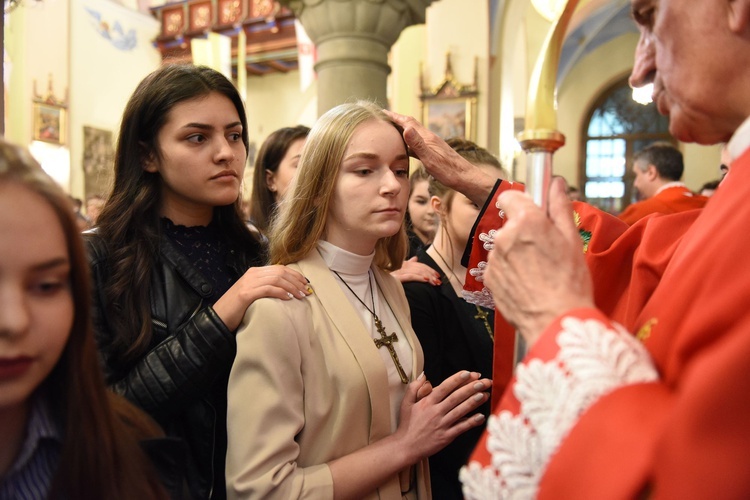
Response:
[629,0,742,145]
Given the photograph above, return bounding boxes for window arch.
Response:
[580,77,673,214]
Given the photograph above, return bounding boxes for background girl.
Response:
[406,166,437,258]
[248,124,311,235]
[403,137,507,498]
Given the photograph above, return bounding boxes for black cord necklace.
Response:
[332,270,409,384]
[432,244,465,286]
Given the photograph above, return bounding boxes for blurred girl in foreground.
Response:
[0,139,175,499]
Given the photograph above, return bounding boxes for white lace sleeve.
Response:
[460,316,659,499]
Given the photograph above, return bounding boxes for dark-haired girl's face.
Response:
[145,92,246,226]
[0,182,72,416]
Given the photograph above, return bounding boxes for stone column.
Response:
[280,0,434,116]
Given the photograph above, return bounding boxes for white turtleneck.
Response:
[317,240,412,431]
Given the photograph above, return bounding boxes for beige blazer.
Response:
[226,249,430,499]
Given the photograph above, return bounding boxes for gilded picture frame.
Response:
[33,102,66,145]
[422,96,477,141]
[82,126,115,198]
[420,53,479,142]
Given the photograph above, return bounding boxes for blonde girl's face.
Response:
[0,183,72,415]
[325,118,410,255]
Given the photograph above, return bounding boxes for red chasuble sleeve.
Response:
[462,180,633,406]
[460,148,750,499]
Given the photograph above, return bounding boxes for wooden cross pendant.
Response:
[373,315,409,384]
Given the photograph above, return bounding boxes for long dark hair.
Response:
[0,139,168,499]
[249,125,310,233]
[96,63,258,366]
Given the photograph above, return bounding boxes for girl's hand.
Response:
[395,370,491,462]
[391,257,441,285]
[213,265,311,331]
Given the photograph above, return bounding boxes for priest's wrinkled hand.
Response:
[484,177,594,346]
[383,109,495,206]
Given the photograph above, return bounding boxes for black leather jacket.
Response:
[84,232,261,500]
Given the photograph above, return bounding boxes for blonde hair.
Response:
[269,101,408,270]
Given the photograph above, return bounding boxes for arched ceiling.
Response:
[558,0,637,85]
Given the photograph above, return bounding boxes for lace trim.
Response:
[492,194,507,220]
[468,261,488,283]
[463,288,495,310]
[479,229,498,252]
[460,316,658,499]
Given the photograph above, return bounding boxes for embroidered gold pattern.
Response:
[573,210,592,253]
[636,318,658,341]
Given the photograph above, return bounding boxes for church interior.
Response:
[2,0,723,215]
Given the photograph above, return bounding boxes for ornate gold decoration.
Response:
[420,53,479,141]
[219,0,241,24]
[191,4,211,30]
[164,11,184,35]
[252,0,276,18]
[636,318,658,341]
[573,210,592,253]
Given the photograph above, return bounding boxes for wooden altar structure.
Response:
[149,0,299,76]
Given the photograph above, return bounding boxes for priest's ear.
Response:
[728,0,750,33]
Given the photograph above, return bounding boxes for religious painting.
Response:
[420,53,478,142]
[82,126,115,199]
[33,102,66,145]
[423,98,475,141]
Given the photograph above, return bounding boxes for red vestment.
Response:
[460,148,750,498]
[618,184,708,225]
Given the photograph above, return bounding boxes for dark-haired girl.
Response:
[85,64,310,499]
